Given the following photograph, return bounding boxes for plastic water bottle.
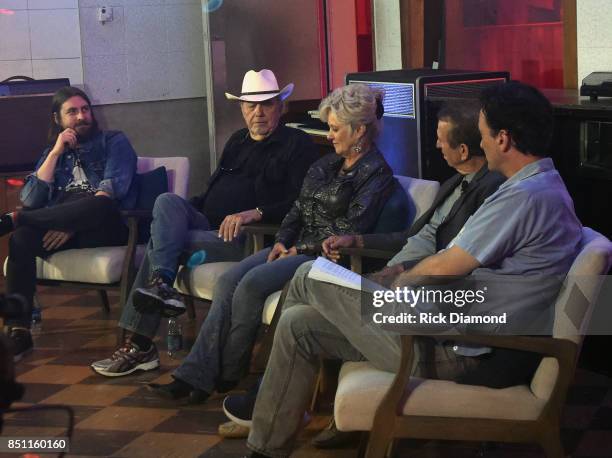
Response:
[186,249,207,268]
[31,296,42,323]
[167,317,183,357]
[31,295,42,335]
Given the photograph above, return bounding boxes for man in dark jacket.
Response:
[91,69,319,377]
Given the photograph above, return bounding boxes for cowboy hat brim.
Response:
[225,83,294,102]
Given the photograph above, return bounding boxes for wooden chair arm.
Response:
[241,223,280,235]
[338,247,396,259]
[118,212,141,308]
[369,332,578,455]
[242,223,280,252]
[119,209,153,219]
[337,247,396,274]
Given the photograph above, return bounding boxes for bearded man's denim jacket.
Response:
[21,130,138,209]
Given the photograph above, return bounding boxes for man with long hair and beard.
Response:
[0,86,138,361]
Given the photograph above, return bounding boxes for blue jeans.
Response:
[172,247,314,394]
[119,193,245,338]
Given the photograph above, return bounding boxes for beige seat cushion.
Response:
[262,290,281,325]
[3,245,145,284]
[334,361,546,432]
[175,262,238,301]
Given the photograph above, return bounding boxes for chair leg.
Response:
[98,290,110,313]
[309,367,323,412]
[308,358,341,413]
[357,432,369,458]
[539,425,565,458]
[386,439,398,458]
[365,432,394,458]
[185,295,196,320]
[251,284,290,374]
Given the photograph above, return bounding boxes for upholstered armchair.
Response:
[3,156,190,313]
[334,227,612,458]
[338,175,439,274]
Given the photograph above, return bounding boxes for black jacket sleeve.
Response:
[274,199,303,247]
[360,228,413,252]
[331,165,394,235]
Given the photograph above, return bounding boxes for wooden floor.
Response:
[2,286,612,457]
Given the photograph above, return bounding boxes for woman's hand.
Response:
[267,243,297,262]
[321,235,358,263]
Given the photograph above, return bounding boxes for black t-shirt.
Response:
[189,126,320,228]
[200,134,258,228]
[58,154,96,203]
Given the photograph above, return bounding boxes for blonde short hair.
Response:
[318,83,384,143]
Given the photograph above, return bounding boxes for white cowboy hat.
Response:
[225,69,294,102]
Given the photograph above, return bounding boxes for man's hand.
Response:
[367,264,405,289]
[43,230,74,251]
[95,191,112,198]
[321,235,359,263]
[389,246,480,289]
[50,128,78,157]
[267,242,297,262]
[35,128,77,184]
[218,209,263,242]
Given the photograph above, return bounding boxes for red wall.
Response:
[444,0,564,89]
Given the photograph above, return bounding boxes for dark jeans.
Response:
[118,193,246,338]
[173,247,315,394]
[5,195,128,327]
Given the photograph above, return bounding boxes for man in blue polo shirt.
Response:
[240,81,582,458]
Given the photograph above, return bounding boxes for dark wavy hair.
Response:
[437,100,484,157]
[47,86,98,145]
[480,81,553,157]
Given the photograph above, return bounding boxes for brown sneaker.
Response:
[91,341,159,377]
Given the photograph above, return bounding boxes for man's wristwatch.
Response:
[255,207,264,218]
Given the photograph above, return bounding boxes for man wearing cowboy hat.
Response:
[92,69,319,378]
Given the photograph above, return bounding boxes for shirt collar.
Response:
[238,124,286,146]
[462,171,477,184]
[498,157,554,190]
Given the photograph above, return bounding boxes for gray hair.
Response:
[318,83,384,143]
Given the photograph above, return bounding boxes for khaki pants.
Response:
[247,261,481,458]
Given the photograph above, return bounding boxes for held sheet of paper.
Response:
[307,257,390,294]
